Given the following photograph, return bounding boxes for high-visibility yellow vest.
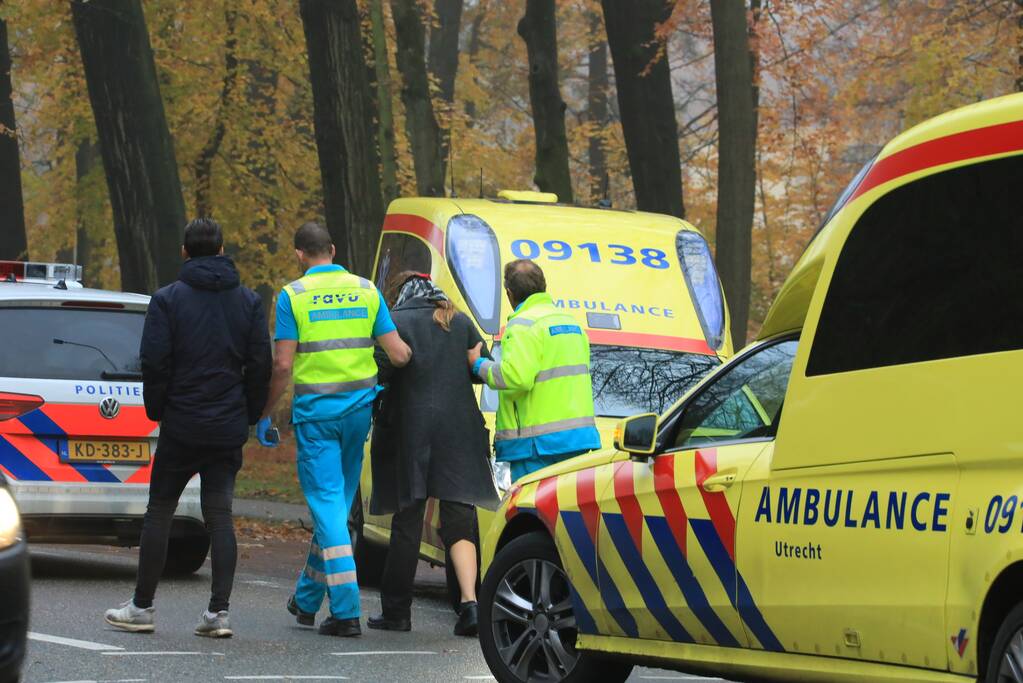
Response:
[478,292,601,461]
[284,270,379,397]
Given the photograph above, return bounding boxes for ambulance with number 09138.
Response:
[476,93,1023,683]
[351,191,734,598]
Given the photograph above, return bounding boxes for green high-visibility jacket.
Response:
[284,270,379,397]
[477,292,601,461]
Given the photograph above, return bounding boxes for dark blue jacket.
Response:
[140,256,272,449]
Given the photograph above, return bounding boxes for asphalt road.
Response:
[22,540,730,683]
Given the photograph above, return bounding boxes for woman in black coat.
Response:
[368,271,498,637]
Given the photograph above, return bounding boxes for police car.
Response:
[478,94,1023,683]
[0,261,207,574]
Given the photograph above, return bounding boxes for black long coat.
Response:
[369,298,499,515]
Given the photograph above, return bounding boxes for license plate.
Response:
[67,440,151,463]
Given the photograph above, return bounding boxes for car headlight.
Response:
[0,488,22,549]
[491,460,512,493]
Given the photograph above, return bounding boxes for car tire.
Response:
[349,491,387,587]
[162,534,210,576]
[984,601,1023,683]
[479,531,633,683]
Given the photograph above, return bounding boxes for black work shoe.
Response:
[454,601,478,637]
[287,595,315,627]
[319,616,361,637]
[367,614,412,632]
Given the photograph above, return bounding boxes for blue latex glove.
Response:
[255,416,277,448]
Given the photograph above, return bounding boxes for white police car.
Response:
[0,261,207,574]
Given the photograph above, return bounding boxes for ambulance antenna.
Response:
[478,167,484,198]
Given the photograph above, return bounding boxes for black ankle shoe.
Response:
[454,601,478,637]
[319,616,361,637]
[367,614,412,632]
[287,595,315,627]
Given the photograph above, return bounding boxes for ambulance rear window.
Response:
[0,307,145,381]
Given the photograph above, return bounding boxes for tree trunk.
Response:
[586,10,609,202]
[711,0,757,345]
[428,0,463,182]
[0,17,27,261]
[193,9,239,218]
[518,0,573,203]
[390,0,445,197]
[464,0,488,123]
[299,0,385,277]
[1016,0,1022,91]
[370,0,399,205]
[71,0,186,293]
[601,0,684,218]
[74,139,100,285]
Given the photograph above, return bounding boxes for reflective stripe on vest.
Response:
[535,363,589,383]
[294,376,379,395]
[296,337,375,353]
[494,415,597,441]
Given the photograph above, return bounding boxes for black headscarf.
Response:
[394,274,449,308]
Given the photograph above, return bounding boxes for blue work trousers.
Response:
[293,404,371,619]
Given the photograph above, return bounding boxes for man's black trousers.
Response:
[133,434,242,613]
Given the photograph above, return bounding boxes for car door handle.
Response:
[701,469,737,492]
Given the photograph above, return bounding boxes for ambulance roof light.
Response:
[0,261,84,285]
[497,190,558,204]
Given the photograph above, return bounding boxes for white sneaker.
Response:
[195,610,233,638]
[104,599,155,633]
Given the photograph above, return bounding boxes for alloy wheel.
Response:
[999,629,1023,682]
[490,558,579,682]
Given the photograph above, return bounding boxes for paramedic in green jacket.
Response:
[467,259,601,482]
[260,222,411,637]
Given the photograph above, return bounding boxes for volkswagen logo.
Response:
[99,397,120,420]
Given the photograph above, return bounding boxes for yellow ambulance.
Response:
[351,193,733,597]
[477,93,1023,683]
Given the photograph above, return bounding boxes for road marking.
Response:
[464,677,496,680]
[330,650,437,656]
[101,651,225,657]
[240,579,280,588]
[28,632,125,651]
[43,680,146,683]
[224,677,349,681]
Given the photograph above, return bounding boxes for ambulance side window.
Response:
[669,339,797,451]
[807,154,1023,375]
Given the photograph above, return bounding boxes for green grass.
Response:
[237,434,305,504]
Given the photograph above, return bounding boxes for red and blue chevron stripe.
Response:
[0,403,156,485]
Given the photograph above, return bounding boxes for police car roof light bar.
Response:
[0,260,84,284]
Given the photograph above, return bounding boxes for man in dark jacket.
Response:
[104,217,272,638]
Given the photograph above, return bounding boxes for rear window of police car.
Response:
[0,308,145,381]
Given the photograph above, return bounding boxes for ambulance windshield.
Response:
[480,344,718,418]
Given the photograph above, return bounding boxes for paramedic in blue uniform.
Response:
[259,222,411,637]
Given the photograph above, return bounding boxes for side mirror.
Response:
[613,413,659,457]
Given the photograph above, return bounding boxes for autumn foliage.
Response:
[3,0,1019,334]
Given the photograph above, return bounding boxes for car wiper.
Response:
[101,370,143,381]
[54,338,140,380]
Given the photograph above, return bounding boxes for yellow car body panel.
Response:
[358,197,731,567]
[481,93,1023,682]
